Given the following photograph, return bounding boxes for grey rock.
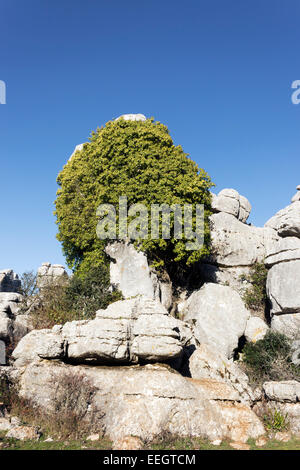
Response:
[267,261,300,315]
[265,201,300,238]
[244,317,269,343]
[271,313,300,340]
[263,381,300,403]
[0,270,21,293]
[37,263,68,289]
[0,340,5,365]
[115,114,146,122]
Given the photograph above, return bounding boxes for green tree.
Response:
[55,118,213,276]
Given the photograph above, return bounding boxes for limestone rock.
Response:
[37,263,68,289]
[17,361,265,443]
[6,425,40,441]
[265,201,300,238]
[0,340,5,365]
[181,283,250,358]
[244,317,269,343]
[271,313,300,340]
[267,261,300,315]
[211,188,251,223]
[115,113,146,122]
[263,380,300,402]
[12,329,65,367]
[105,242,172,310]
[0,270,21,293]
[265,237,300,266]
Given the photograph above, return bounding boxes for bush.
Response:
[55,118,214,276]
[242,262,268,312]
[242,331,300,383]
[263,408,290,432]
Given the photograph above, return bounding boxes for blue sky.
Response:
[0,0,299,275]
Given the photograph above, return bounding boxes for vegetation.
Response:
[263,408,290,433]
[242,331,300,384]
[241,262,268,312]
[55,118,213,277]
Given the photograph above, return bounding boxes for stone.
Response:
[265,201,300,238]
[271,313,300,340]
[86,433,100,442]
[37,263,68,289]
[112,436,144,450]
[105,242,172,310]
[12,329,65,367]
[189,344,254,403]
[267,261,300,315]
[229,442,250,450]
[0,318,13,341]
[263,380,300,403]
[17,361,265,443]
[291,340,300,366]
[181,283,250,358]
[115,114,146,122]
[6,425,40,441]
[239,195,252,223]
[212,188,240,218]
[0,340,5,365]
[0,270,21,293]
[255,436,268,447]
[244,317,269,343]
[0,417,14,432]
[211,439,222,446]
[274,431,291,442]
[265,237,300,266]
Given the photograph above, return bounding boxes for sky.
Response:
[0,0,299,275]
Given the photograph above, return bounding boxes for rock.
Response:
[209,212,278,267]
[112,436,144,450]
[13,297,191,365]
[0,270,21,293]
[229,442,250,450]
[0,340,5,365]
[115,114,146,122]
[274,431,291,442]
[267,261,300,316]
[263,381,300,403]
[69,143,85,161]
[6,425,40,441]
[0,318,13,341]
[0,418,14,432]
[291,340,300,366]
[181,283,250,358]
[211,439,222,446]
[265,237,300,267]
[239,195,252,223]
[189,344,255,403]
[244,317,269,343]
[271,313,300,340]
[265,201,300,238]
[105,242,173,310]
[37,263,68,289]
[86,433,100,442]
[255,436,268,447]
[17,361,265,443]
[211,189,251,223]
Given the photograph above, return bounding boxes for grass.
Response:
[1,431,300,450]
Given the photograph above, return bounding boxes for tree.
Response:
[55,117,214,276]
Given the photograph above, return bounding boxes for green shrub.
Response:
[242,262,268,312]
[55,118,214,276]
[242,331,300,383]
[263,408,290,432]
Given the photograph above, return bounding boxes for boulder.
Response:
[105,242,172,310]
[12,329,65,367]
[267,261,300,315]
[265,201,300,238]
[271,313,300,340]
[37,263,68,289]
[181,283,250,358]
[17,360,265,443]
[265,237,300,267]
[263,381,300,403]
[211,188,251,223]
[0,340,5,365]
[0,270,21,293]
[244,317,269,343]
[6,425,40,441]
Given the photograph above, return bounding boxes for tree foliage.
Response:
[55,118,214,275]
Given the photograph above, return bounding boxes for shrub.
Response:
[242,331,300,383]
[55,118,214,277]
[18,271,38,297]
[242,262,268,312]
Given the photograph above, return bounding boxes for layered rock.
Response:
[211,188,251,223]
[0,270,21,293]
[12,297,191,367]
[179,283,250,358]
[105,242,172,310]
[37,263,68,289]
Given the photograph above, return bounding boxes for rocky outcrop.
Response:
[180,283,250,358]
[37,263,68,289]
[0,270,21,293]
[12,297,192,367]
[265,201,300,238]
[263,380,300,403]
[212,188,251,223]
[105,242,172,310]
[17,360,265,443]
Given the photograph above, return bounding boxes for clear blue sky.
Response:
[1,0,299,275]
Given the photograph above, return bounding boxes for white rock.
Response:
[115,114,146,122]
[0,340,5,365]
[181,283,250,358]
[244,317,269,343]
[265,237,300,266]
[12,329,65,367]
[271,313,300,340]
[263,381,300,403]
[267,260,300,315]
[37,263,68,289]
[265,201,300,238]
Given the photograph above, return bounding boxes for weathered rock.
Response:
[291,340,300,366]
[245,317,269,343]
[0,270,21,293]
[211,189,251,223]
[37,263,68,289]
[254,401,300,436]
[271,313,300,340]
[265,237,300,266]
[6,425,40,441]
[115,113,146,122]
[189,344,255,403]
[12,329,65,367]
[0,318,13,341]
[17,361,265,443]
[0,340,5,365]
[0,292,23,317]
[267,261,300,315]
[112,436,144,450]
[198,264,252,294]
[263,381,300,403]
[181,283,250,358]
[265,201,300,238]
[105,242,173,310]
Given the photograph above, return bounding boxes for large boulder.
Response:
[271,313,300,340]
[13,297,191,366]
[263,381,300,403]
[37,263,68,289]
[105,242,172,310]
[17,360,265,443]
[211,188,251,223]
[0,340,5,365]
[0,270,21,293]
[267,261,300,316]
[265,201,300,238]
[180,283,250,358]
